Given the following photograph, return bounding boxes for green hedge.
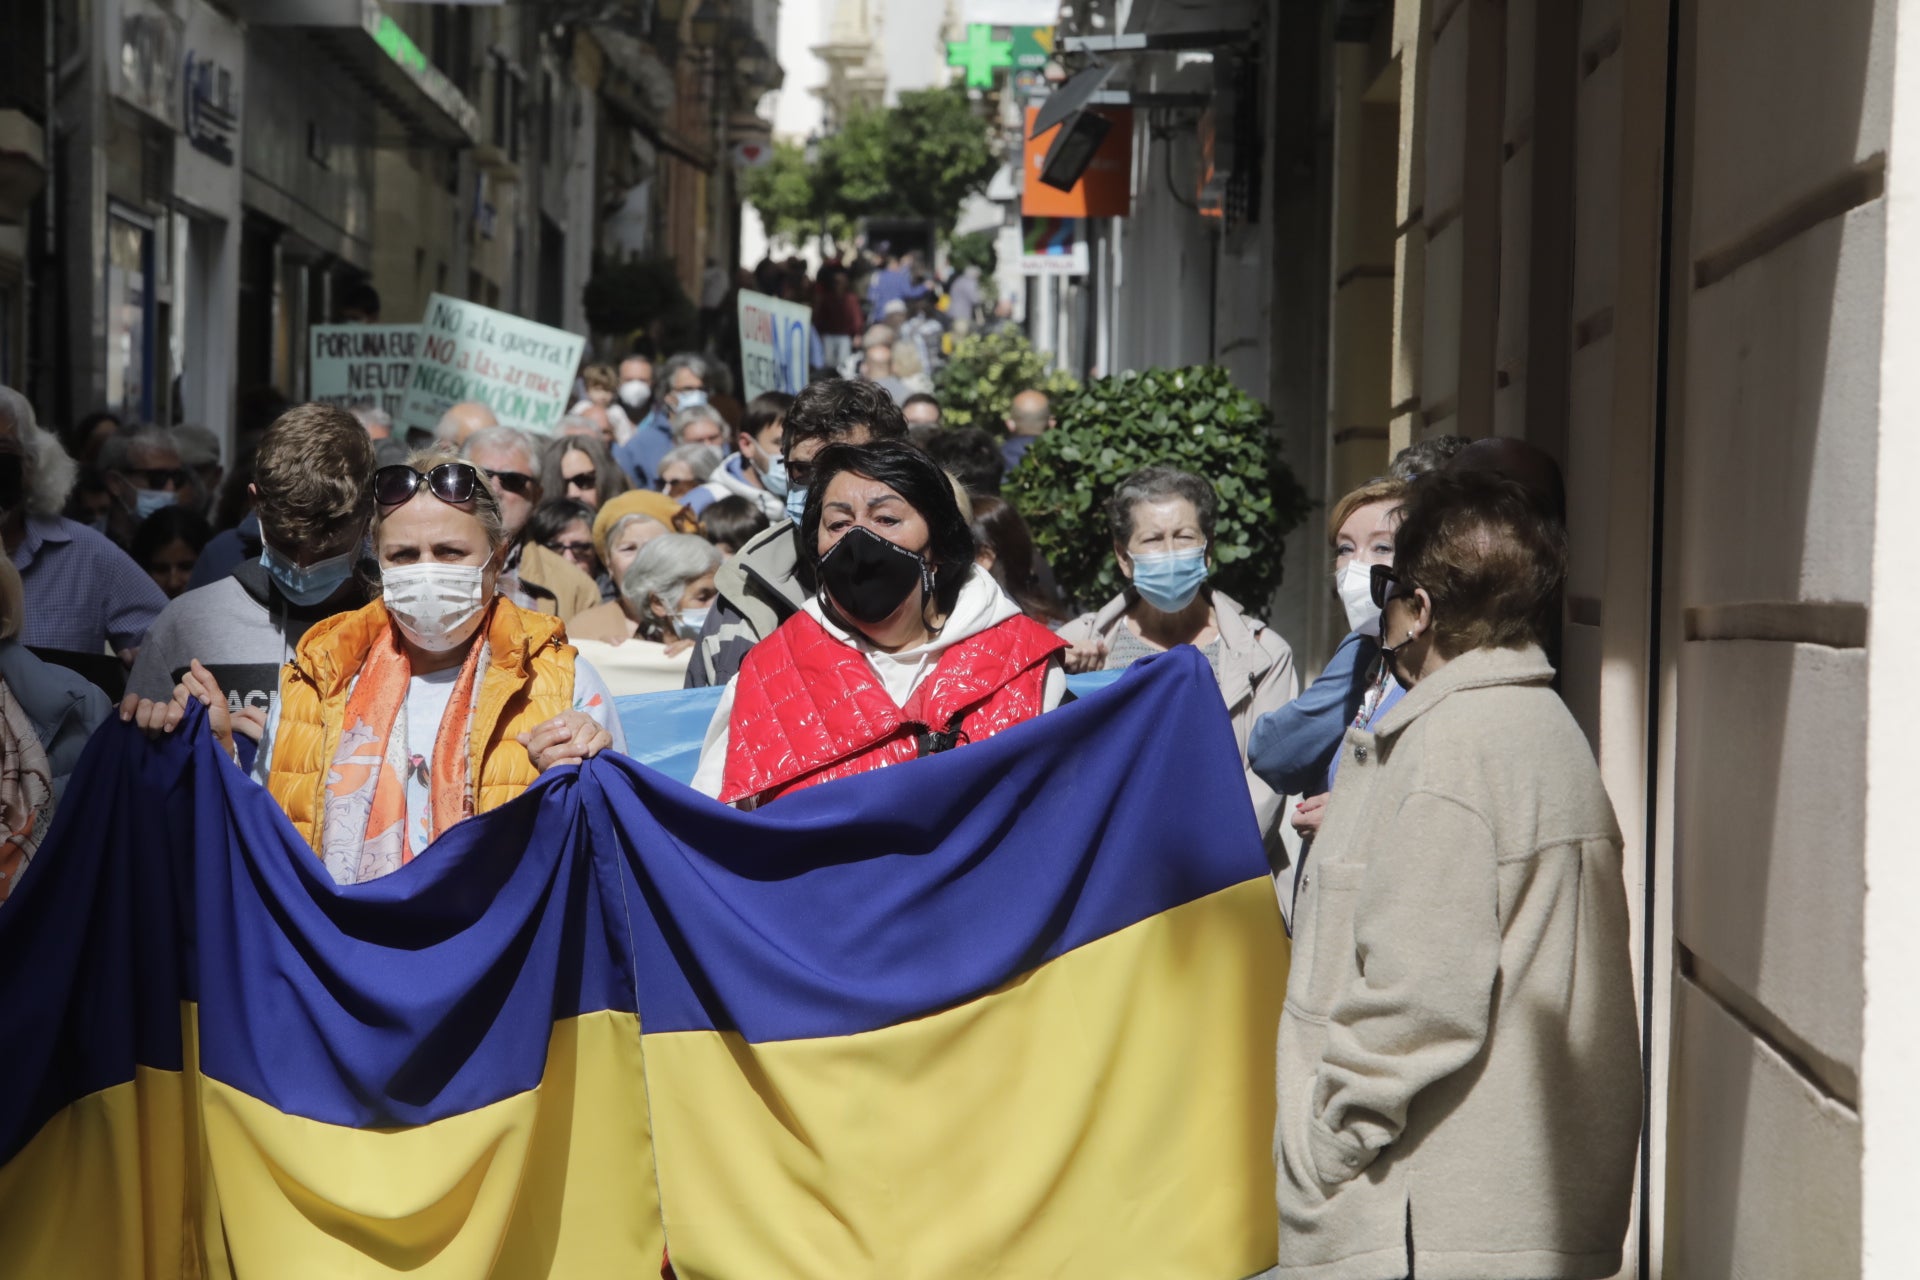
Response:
[933,329,1079,431]
[1005,366,1312,610]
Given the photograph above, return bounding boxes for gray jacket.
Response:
[1275,645,1640,1280]
[126,559,372,713]
[0,641,110,800]
[684,521,809,689]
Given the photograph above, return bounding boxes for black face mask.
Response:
[818,525,932,625]
[0,454,22,515]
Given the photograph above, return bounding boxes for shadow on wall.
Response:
[1661,0,1878,1273]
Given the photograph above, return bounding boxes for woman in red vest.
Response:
[690,440,1066,808]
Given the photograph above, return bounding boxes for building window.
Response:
[429,8,473,94]
[491,54,522,162]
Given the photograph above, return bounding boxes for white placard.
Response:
[309,324,420,419]
[397,295,586,436]
[737,290,815,401]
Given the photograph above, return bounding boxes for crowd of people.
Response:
[0,287,1639,1275]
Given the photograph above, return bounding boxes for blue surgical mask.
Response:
[1130,548,1209,614]
[675,389,709,411]
[132,488,175,520]
[758,450,791,498]
[784,484,808,526]
[260,539,358,607]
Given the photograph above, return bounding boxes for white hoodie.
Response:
[689,453,786,522]
[690,566,1066,801]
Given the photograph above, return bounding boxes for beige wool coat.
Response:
[1275,644,1641,1280]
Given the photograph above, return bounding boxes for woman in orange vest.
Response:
[690,440,1067,809]
[127,453,624,883]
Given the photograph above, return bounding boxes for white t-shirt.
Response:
[402,666,462,855]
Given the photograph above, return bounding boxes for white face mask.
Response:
[1336,560,1383,637]
[383,560,492,652]
[618,379,651,412]
[673,606,709,640]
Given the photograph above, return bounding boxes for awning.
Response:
[244,0,480,147]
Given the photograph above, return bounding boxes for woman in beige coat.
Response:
[1275,469,1640,1280]
[1059,465,1299,854]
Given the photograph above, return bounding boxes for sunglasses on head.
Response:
[1369,563,1409,610]
[373,462,482,509]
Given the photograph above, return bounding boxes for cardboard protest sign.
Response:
[308,325,420,418]
[397,294,586,436]
[737,290,814,401]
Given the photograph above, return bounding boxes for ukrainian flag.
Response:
[0,647,1285,1279]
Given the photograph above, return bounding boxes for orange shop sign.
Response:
[1021,105,1134,219]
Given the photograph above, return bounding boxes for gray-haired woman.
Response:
[1058,465,1299,853]
[667,407,728,455]
[656,442,723,501]
[570,533,722,696]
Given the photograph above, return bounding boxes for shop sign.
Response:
[947,25,1012,89]
[1019,217,1088,275]
[182,49,239,165]
[737,290,813,401]
[1021,105,1133,219]
[309,325,421,419]
[398,294,585,436]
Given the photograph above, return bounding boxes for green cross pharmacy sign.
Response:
[947,25,1055,89]
[948,24,1014,89]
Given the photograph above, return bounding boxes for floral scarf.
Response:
[318,607,491,885]
[0,682,54,908]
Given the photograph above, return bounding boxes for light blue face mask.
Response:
[1130,547,1209,614]
[675,389,709,411]
[784,483,808,526]
[260,539,358,607]
[758,450,791,499]
[132,488,176,520]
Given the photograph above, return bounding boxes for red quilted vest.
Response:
[719,609,1067,805]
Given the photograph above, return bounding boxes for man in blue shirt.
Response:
[1000,389,1055,474]
[614,352,710,489]
[0,386,165,664]
[866,252,913,316]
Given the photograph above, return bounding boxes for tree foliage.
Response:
[1005,366,1313,610]
[933,328,1078,432]
[741,141,824,248]
[947,230,997,275]
[746,87,998,244]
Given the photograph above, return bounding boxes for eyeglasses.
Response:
[660,476,698,498]
[563,472,597,492]
[373,462,481,509]
[128,467,190,490]
[483,468,539,499]
[546,538,595,561]
[1369,563,1404,610]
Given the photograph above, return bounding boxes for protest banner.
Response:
[396,293,586,436]
[308,324,420,418]
[737,289,814,400]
